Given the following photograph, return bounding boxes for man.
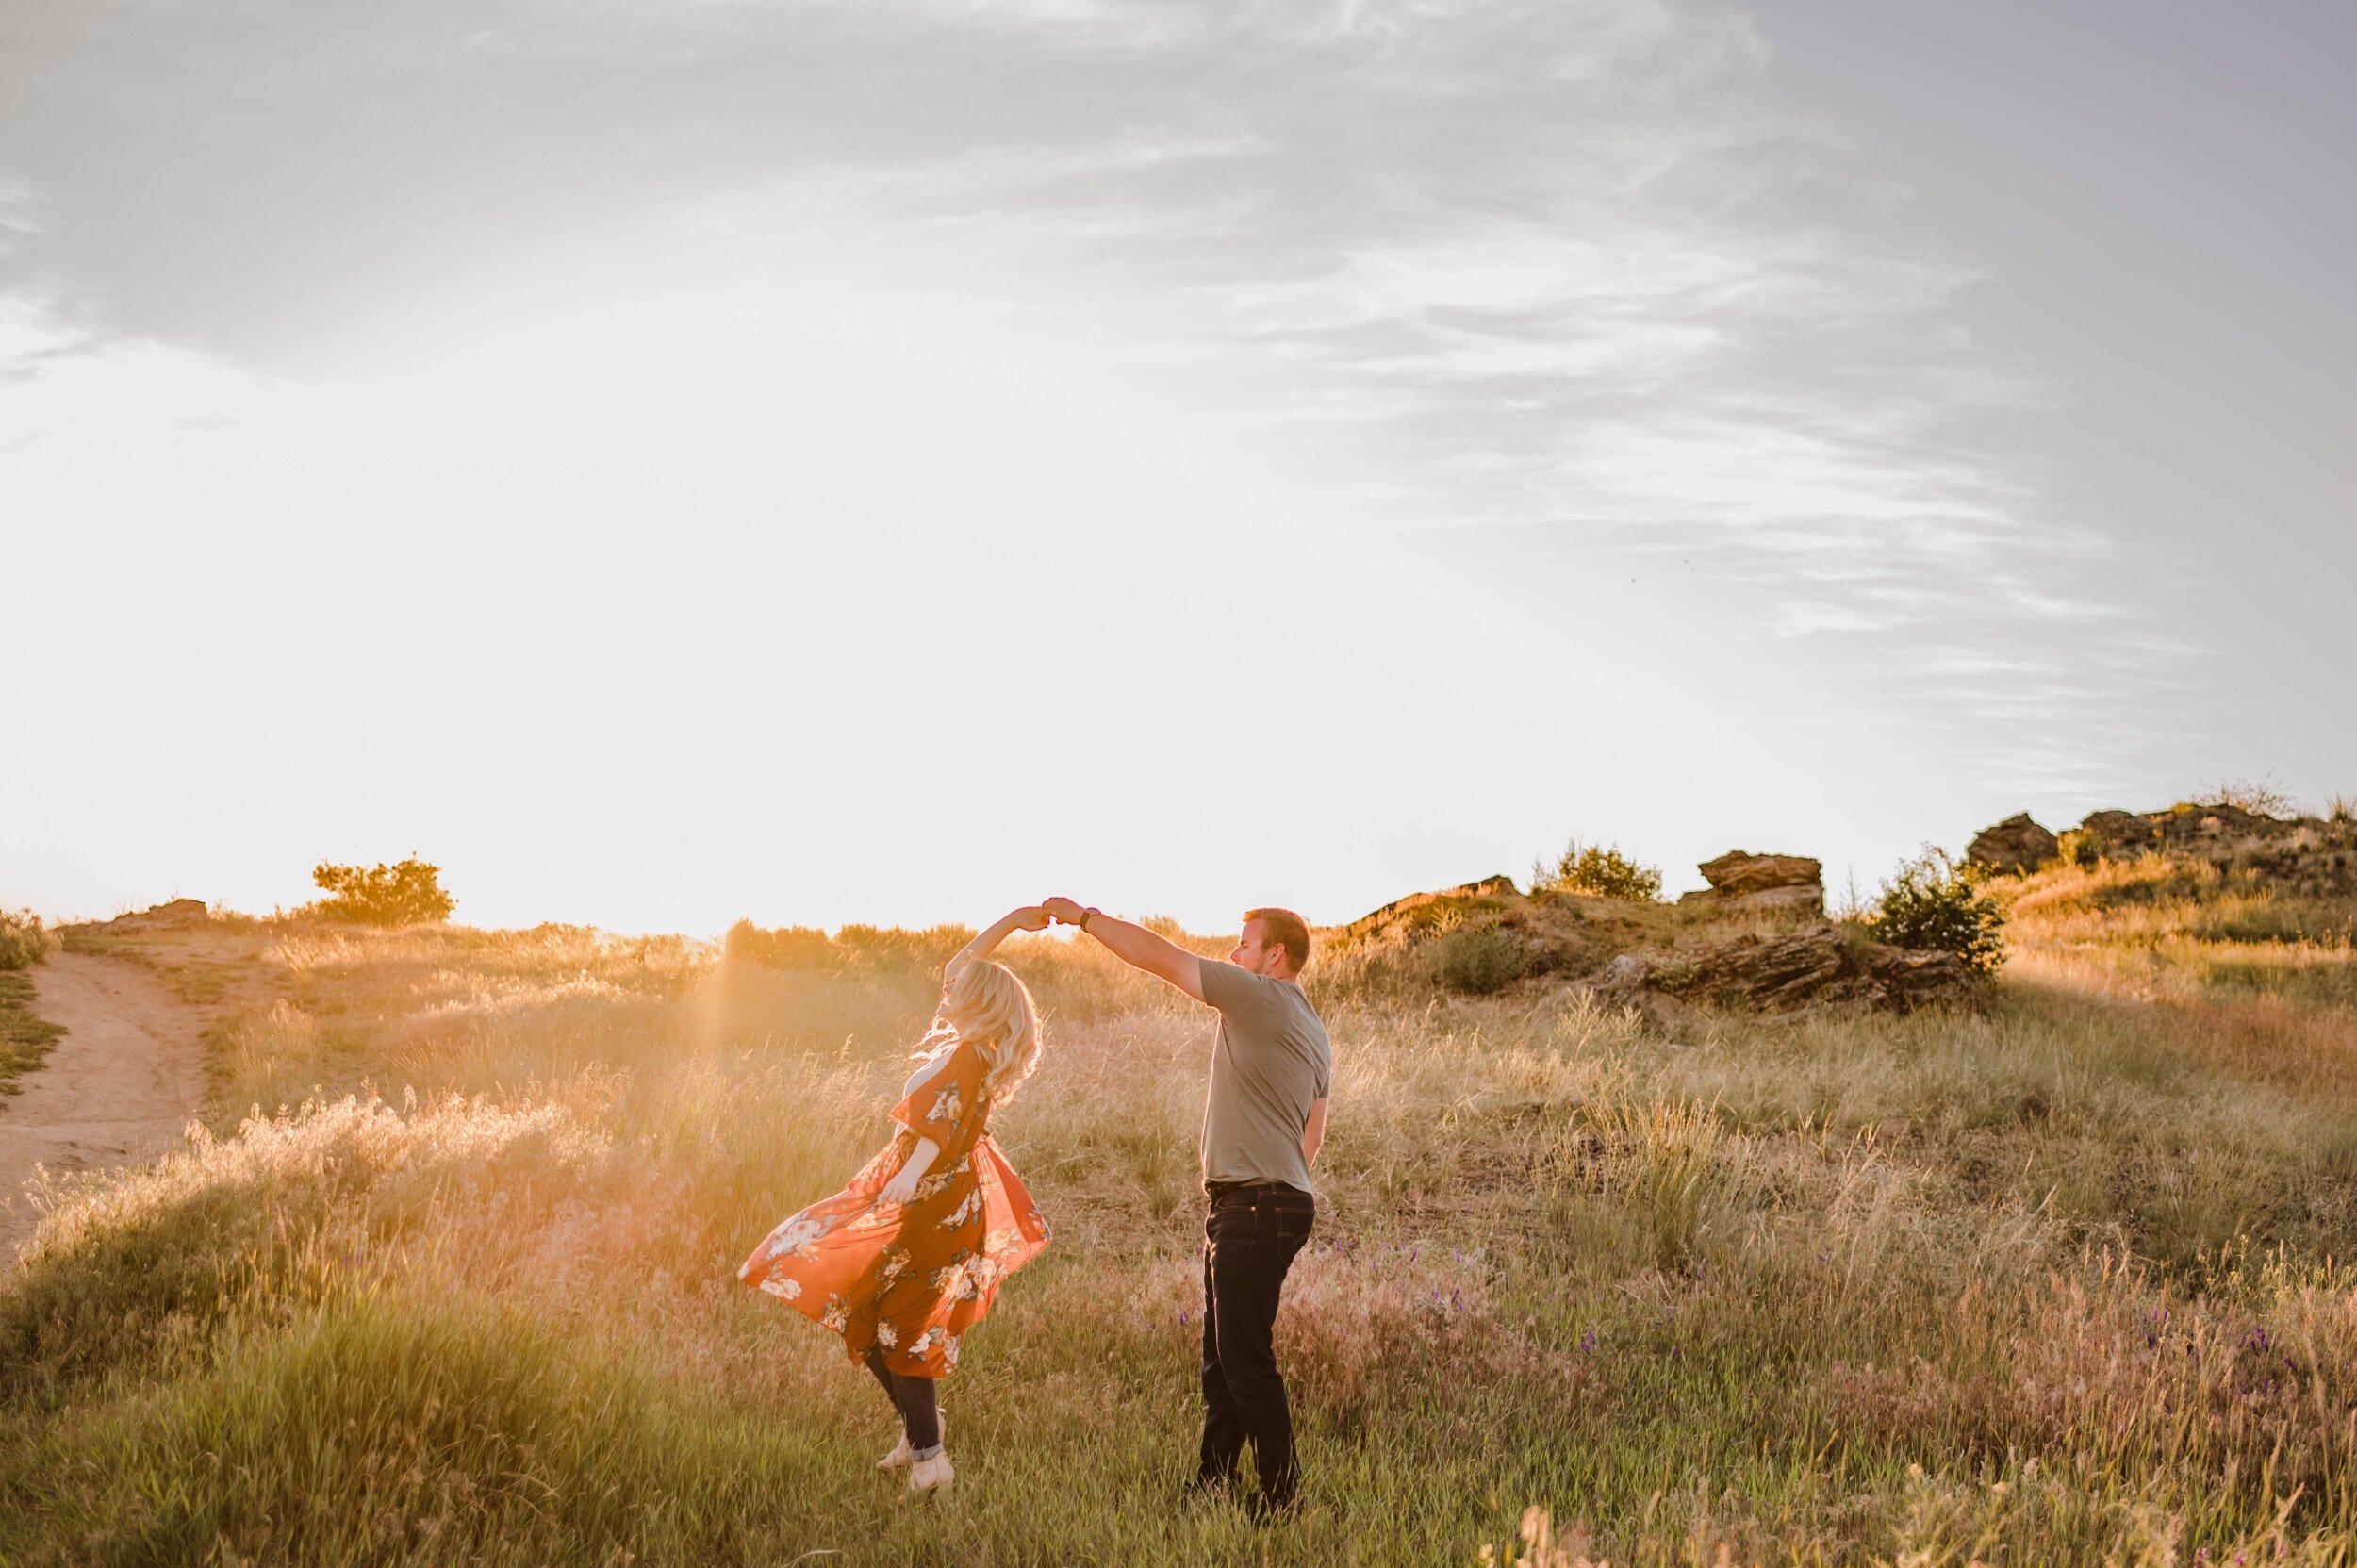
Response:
[1039,897,1331,1517]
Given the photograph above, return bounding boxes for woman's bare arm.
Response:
[882,1137,940,1205]
[943,905,1050,987]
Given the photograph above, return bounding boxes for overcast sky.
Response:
[4,0,2349,933]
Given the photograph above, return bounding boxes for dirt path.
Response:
[0,951,210,1256]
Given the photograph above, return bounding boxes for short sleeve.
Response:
[1198,960,1262,1015]
[890,1042,989,1154]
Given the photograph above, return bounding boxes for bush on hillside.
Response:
[1532,839,1663,902]
[0,911,58,971]
[1874,849,2005,977]
[1426,922,1531,995]
[2188,778,2300,817]
[311,856,456,926]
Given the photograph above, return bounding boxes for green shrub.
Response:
[310,856,456,926]
[0,916,66,1092]
[0,911,58,971]
[1426,923,1530,995]
[1874,849,2005,977]
[1531,839,1662,902]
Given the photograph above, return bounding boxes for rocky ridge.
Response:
[1328,850,1971,1022]
[1963,802,2357,899]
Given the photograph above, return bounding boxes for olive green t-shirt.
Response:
[1198,960,1332,1194]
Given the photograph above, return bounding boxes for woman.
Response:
[738,905,1054,1494]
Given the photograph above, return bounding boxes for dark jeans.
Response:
[1197,1180,1315,1508]
[863,1348,940,1452]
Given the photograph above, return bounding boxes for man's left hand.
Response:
[1042,897,1088,926]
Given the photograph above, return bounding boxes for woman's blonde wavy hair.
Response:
[913,959,1043,1108]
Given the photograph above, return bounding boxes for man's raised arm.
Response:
[1042,897,1205,1002]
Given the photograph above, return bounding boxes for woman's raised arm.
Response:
[942,905,1051,987]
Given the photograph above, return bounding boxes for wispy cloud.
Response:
[598,0,2161,784]
[0,188,266,458]
[2,0,2184,815]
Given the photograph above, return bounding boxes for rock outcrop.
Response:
[1678,850,1824,915]
[1967,814,2060,875]
[102,899,210,930]
[2076,803,2295,862]
[2058,803,2356,902]
[1597,924,1970,1019]
[1331,857,1975,1021]
[1333,876,1607,981]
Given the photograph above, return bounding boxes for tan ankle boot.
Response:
[907,1450,955,1494]
[876,1411,944,1471]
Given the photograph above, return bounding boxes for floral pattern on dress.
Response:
[738,1039,1051,1378]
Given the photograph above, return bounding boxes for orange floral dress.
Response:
[739,1039,1050,1377]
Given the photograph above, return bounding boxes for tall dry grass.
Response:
[5,914,2357,1563]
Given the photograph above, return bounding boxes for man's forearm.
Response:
[1051,902,1203,999]
[1080,912,1176,972]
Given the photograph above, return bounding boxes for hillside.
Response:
[3,814,2355,1566]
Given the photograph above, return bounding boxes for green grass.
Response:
[0,911,65,1093]
[0,971,65,1096]
[5,916,2357,1564]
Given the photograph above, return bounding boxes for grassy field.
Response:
[4,868,2356,1565]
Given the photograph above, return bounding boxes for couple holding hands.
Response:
[738,898,1332,1516]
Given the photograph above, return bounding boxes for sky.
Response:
[3,0,2349,935]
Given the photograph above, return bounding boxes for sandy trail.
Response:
[0,951,209,1256]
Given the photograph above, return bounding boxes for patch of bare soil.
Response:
[0,952,210,1256]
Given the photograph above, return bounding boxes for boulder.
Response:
[1606,923,1972,1017]
[2077,809,2153,861]
[1590,954,1701,1032]
[1728,883,1827,915]
[1687,850,1824,915]
[1860,945,1975,1012]
[1696,851,1822,895]
[1966,813,2059,875]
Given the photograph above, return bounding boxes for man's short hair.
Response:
[1245,907,1312,974]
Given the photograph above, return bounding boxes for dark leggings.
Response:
[864,1348,941,1452]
